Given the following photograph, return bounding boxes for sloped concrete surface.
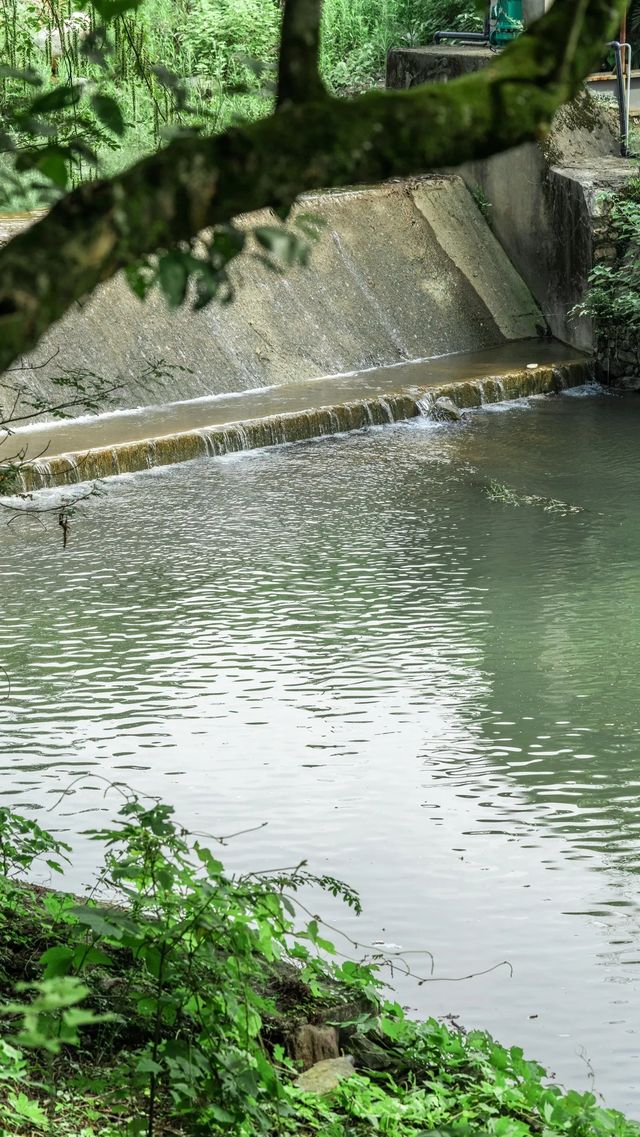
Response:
[0,177,541,417]
[386,44,634,351]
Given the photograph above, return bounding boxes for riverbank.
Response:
[1,797,638,1137]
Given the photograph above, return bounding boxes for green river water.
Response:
[2,387,640,1112]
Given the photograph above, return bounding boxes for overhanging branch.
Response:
[0,0,627,375]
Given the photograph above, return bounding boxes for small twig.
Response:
[192,819,269,845]
[6,348,61,373]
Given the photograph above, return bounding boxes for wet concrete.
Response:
[2,340,587,465]
[385,51,633,352]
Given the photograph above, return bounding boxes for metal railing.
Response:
[433,31,488,44]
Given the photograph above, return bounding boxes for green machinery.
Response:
[434,1,525,50]
[489,1,524,47]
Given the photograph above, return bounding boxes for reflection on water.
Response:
[2,390,640,1113]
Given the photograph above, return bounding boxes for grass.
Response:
[0,0,481,211]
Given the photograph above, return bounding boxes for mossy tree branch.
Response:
[277,0,326,107]
[0,0,627,375]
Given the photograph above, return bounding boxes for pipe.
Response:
[609,41,630,157]
[433,31,488,43]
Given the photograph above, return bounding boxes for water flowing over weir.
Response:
[1,175,596,486]
[12,352,594,489]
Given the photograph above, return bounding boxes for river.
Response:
[1,387,639,1113]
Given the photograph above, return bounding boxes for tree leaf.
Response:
[125,262,156,301]
[254,225,301,266]
[70,906,125,940]
[158,252,190,309]
[28,85,81,115]
[36,151,69,189]
[7,1092,48,1129]
[91,94,125,136]
[39,945,74,978]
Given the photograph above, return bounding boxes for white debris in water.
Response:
[527,363,539,370]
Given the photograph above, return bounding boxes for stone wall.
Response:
[587,195,640,388]
[596,329,640,386]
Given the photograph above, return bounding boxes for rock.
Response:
[614,374,640,392]
[292,1024,340,1069]
[347,1030,399,1073]
[294,1056,356,1094]
[433,396,462,422]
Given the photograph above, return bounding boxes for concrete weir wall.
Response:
[18,358,594,491]
[0,178,541,416]
[386,47,633,353]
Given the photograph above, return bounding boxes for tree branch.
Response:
[0,0,626,375]
[277,0,326,108]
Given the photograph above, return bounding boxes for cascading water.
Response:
[15,358,594,491]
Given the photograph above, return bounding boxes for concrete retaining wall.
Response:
[386,46,633,353]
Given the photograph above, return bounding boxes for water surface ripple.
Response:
[2,391,640,1112]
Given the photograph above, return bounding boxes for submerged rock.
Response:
[295,1056,356,1094]
[433,396,462,422]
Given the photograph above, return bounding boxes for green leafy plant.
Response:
[0,808,69,882]
[575,179,640,331]
[0,794,638,1137]
[471,182,492,221]
[0,793,370,1135]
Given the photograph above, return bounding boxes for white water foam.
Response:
[561,382,612,398]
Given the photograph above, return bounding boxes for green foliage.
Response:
[288,1016,640,1137]
[0,0,266,209]
[0,796,638,1137]
[471,182,492,221]
[0,807,70,883]
[320,0,481,91]
[2,977,114,1053]
[0,794,366,1135]
[0,0,479,208]
[185,0,280,91]
[576,179,640,331]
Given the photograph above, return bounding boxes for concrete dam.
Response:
[1,30,632,488]
[0,168,597,488]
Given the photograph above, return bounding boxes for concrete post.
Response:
[522,0,553,25]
